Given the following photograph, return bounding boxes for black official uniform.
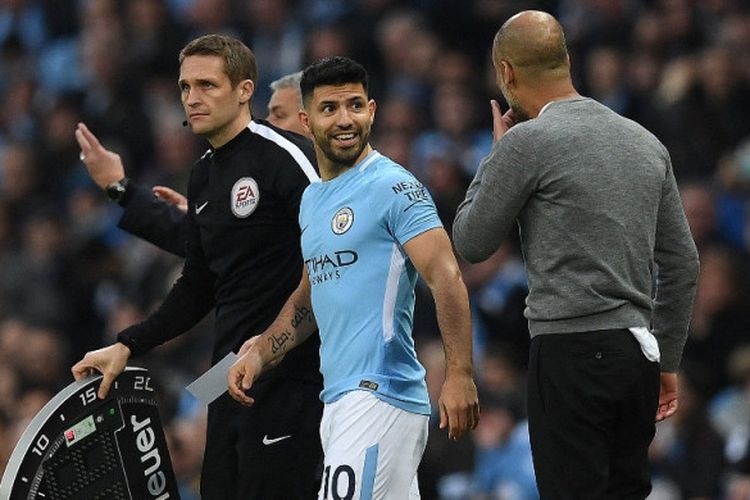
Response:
[117,182,188,257]
[117,119,323,499]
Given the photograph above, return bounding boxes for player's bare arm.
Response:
[228,269,317,406]
[403,228,479,440]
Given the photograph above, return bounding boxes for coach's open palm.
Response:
[439,372,480,440]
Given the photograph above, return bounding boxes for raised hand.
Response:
[74,122,126,189]
[491,99,516,143]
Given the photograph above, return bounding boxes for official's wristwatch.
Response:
[105,177,129,203]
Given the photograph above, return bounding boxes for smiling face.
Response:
[300,82,375,178]
[178,54,254,148]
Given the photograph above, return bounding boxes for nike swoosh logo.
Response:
[300,225,309,235]
[196,201,208,214]
[262,434,292,445]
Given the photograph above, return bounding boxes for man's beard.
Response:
[509,103,531,123]
[500,85,531,123]
[315,127,370,167]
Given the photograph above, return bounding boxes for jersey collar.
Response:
[321,150,381,185]
[209,121,253,158]
[356,150,381,172]
[538,96,589,117]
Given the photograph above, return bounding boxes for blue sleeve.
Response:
[379,167,443,246]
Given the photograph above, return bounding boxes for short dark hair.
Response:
[300,57,369,107]
[179,34,257,87]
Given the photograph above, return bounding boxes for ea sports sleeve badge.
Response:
[0,367,180,499]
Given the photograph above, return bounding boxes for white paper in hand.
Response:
[186,352,238,405]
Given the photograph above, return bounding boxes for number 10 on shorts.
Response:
[321,464,356,500]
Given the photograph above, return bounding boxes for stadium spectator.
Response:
[683,244,750,397]
[411,82,493,180]
[649,363,725,498]
[240,0,305,112]
[681,182,721,251]
[471,389,537,499]
[710,345,750,471]
[418,338,476,499]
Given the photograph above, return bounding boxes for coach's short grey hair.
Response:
[269,71,303,93]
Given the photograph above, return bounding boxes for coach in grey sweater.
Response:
[453,11,699,499]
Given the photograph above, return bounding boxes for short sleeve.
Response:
[378,168,443,246]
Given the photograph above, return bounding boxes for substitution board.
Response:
[0,367,180,499]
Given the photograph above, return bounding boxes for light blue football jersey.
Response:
[299,150,443,415]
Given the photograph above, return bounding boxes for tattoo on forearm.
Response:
[291,306,313,328]
[269,331,294,354]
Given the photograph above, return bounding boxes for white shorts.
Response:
[317,390,429,500]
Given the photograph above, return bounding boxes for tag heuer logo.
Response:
[331,207,354,235]
[231,177,259,218]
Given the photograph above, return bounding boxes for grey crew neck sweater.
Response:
[453,97,699,372]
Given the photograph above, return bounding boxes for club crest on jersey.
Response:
[230,177,259,218]
[331,207,354,235]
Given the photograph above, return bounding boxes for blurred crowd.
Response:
[1,0,750,498]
